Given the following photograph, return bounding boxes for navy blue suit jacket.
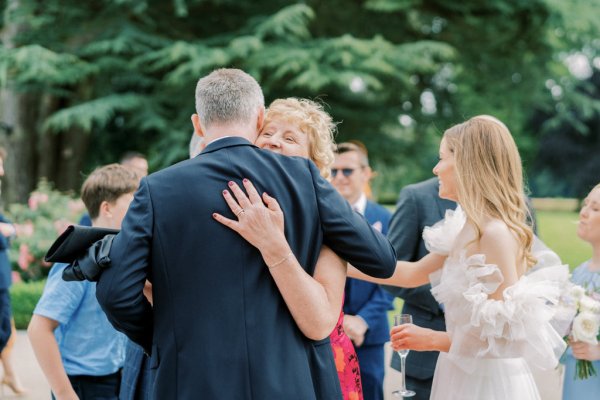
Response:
[96,137,396,400]
[383,178,455,381]
[343,201,394,347]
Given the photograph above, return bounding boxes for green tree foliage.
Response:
[1,0,599,201]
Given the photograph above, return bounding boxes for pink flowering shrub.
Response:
[7,180,84,282]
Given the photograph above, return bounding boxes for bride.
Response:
[221,115,568,399]
[349,115,567,399]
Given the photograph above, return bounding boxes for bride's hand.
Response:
[213,179,286,252]
[390,323,438,352]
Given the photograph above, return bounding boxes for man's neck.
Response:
[204,124,257,144]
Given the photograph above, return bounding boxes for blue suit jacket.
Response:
[343,201,394,347]
[383,178,455,381]
[96,137,397,400]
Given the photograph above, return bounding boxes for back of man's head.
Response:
[120,151,148,177]
[195,68,264,130]
[81,164,139,220]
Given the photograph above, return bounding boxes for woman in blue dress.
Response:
[563,183,600,399]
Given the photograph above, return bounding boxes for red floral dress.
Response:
[329,304,363,400]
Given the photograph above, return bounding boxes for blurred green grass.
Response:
[537,210,590,271]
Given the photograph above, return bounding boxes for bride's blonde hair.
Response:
[443,115,536,267]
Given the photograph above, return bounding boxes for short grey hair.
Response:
[195,68,264,128]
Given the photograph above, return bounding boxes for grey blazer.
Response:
[384,177,455,380]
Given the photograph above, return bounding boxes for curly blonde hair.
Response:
[443,115,536,268]
[263,98,337,178]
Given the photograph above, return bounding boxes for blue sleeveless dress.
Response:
[562,261,600,399]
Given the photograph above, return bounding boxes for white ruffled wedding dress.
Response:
[423,207,568,400]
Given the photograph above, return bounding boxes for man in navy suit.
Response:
[331,142,394,400]
[95,69,397,399]
[383,177,455,400]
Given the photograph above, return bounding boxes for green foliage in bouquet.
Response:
[6,180,85,282]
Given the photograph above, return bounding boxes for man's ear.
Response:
[191,114,205,138]
[363,166,373,182]
[256,106,265,132]
[98,200,111,219]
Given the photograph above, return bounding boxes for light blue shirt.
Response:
[34,263,126,376]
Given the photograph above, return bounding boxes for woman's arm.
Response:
[27,315,79,400]
[347,252,446,288]
[213,179,345,340]
[390,323,451,353]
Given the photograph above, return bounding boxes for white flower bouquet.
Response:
[557,283,600,379]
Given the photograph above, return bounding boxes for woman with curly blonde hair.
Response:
[215,97,365,399]
[257,98,335,178]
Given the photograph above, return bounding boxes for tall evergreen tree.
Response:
[0,0,598,202]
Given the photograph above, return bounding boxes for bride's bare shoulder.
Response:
[480,219,518,249]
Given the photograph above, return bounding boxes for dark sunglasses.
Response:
[331,168,358,178]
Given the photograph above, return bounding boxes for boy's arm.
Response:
[27,315,79,400]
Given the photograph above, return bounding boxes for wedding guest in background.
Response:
[562,182,600,399]
[28,164,136,399]
[79,151,147,226]
[120,152,149,178]
[1,322,27,396]
[330,142,394,400]
[383,177,455,399]
[0,147,26,396]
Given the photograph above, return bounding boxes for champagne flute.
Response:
[392,314,416,398]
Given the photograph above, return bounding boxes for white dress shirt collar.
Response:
[352,193,368,215]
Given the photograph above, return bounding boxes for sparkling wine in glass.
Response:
[392,314,416,398]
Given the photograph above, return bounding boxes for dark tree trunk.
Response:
[0,90,40,205]
[54,128,91,193]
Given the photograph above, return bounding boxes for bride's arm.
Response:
[213,179,344,340]
[347,252,446,288]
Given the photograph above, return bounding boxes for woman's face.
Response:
[255,119,310,159]
[433,138,458,201]
[578,188,600,245]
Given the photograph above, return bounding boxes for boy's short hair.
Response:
[81,164,140,220]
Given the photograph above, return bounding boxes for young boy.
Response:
[28,164,140,400]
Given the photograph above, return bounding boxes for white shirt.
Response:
[351,193,368,215]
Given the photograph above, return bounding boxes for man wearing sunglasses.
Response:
[331,142,394,400]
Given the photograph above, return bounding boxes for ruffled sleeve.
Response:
[422,206,465,256]
[439,254,568,373]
